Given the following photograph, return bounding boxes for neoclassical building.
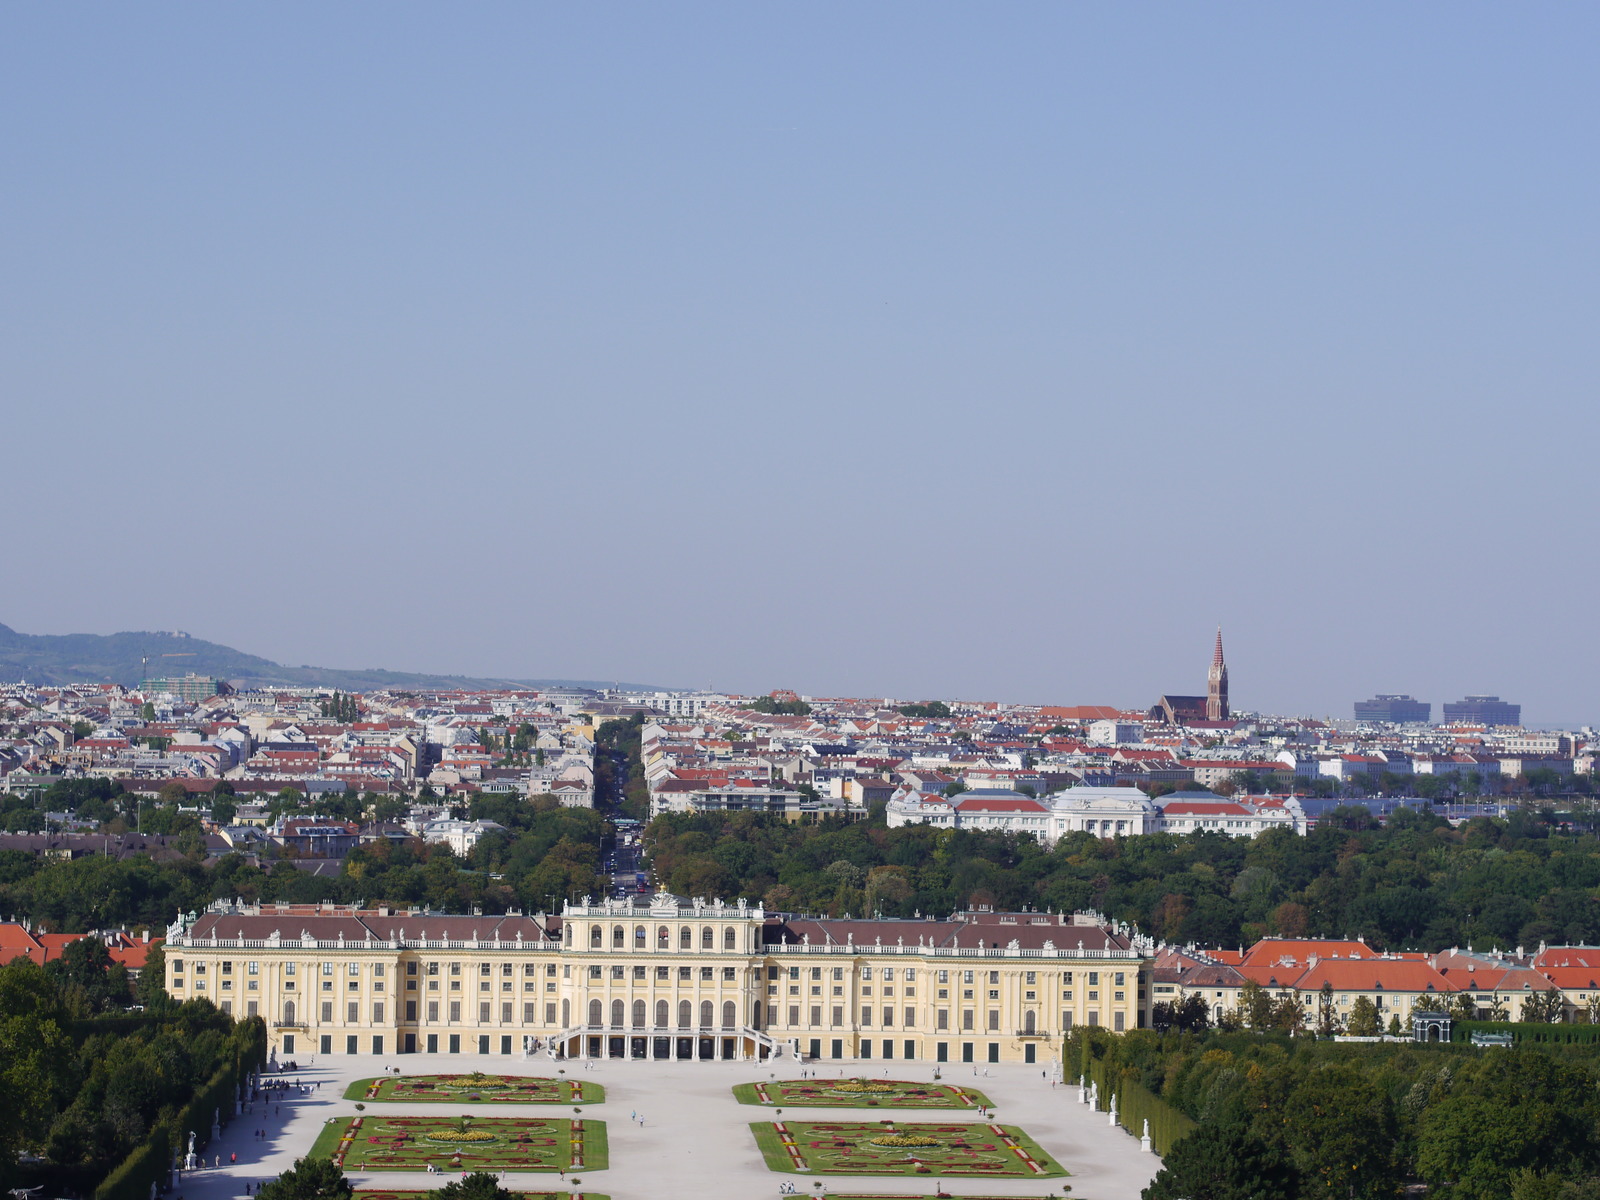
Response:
[164,895,1154,1066]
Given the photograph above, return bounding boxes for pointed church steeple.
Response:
[1207,626,1230,721]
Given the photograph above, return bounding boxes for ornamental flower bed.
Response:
[346,1074,603,1105]
[734,1079,991,1109]
[749,1121,1065,1177]
[310,1116,609,1172]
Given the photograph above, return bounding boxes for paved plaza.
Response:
[168,1053,1161,1200]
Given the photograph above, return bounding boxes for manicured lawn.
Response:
[311,1115,608,1172]
[345,1073,604,1104]
[734,1078,991,1109]
[750,1120,1066,1177]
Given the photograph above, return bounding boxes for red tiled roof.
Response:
[1297,958,1457,994]
[1240,939,1378,967]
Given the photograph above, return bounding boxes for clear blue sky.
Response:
[4,5,1597,725]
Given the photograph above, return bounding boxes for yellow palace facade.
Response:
[164,894,1153,1066]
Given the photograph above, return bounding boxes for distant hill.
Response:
[0,622,662,693]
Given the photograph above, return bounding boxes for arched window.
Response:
[677,1000,691,1029]
[588,999,602,1025]
[701,927,714,949]
[613,925,625,948]
[632,999,646,1028]
[564,924,573,946]
[561,999,570,1027]
[589,926,602,948]
[655,999,668,1028]
[635,926,646,947]
[680,928,692,949]
[658,926,670,947]
[611,998,624,1027]
[700,999,713,1028]
[752,999,762,1030]
[1024,1010,1036,1034]
[723,1000,736,1029]
[283,1000,296,1024]
[724,928,737,951]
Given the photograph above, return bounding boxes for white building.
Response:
[420,818,508,857]
[885,785,1305,843]
[1087,720,1145,746]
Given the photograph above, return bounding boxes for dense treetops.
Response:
[0,947,259,1193]
[646,804,1600,951]
[1095,1027,1600,1200]
[8,789,1600,956]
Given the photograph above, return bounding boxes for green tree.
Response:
[256,1157,353,1200]
[1316,981,1340,1035]
[1237,980,1275,1031]
[0,957,74,1168]
[1346,995,1381,1036]
[1143,1122,1301,1200]
[1280,1064,1397,1199]
[1417,1050,1600,1200]
[1523,988,1566,1023]
[437,1172,513,1200]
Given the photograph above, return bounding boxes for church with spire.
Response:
[1149,627,1233,726]
[1206,627,1229,721]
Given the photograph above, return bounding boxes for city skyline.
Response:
[5,7,1597,727]
[0,616,1576,730]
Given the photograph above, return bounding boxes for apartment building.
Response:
[163,896,1154,1067]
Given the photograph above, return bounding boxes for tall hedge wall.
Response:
[93,1128,168,1200]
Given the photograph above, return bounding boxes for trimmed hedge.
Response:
[93,1128,168,1200]
[1452,1019,1600,1045]
[93,1017,264,1200]
[167,1061,236,1154]
[70,1013,170,1040]
[1071,1029,1197,1155]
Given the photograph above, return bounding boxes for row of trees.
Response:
[644,804,1600,952]
[0,944,257,1193]
[14,779,1600,957]
[0,792,612,933]
[1094,1027,1600,1200]
[1154,978,1578,1042]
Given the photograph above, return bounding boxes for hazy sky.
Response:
[5,6,1597,725]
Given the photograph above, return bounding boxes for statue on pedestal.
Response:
[1140,1119,1152,1152]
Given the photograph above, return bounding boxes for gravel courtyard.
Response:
[167,1053,1161,1200]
